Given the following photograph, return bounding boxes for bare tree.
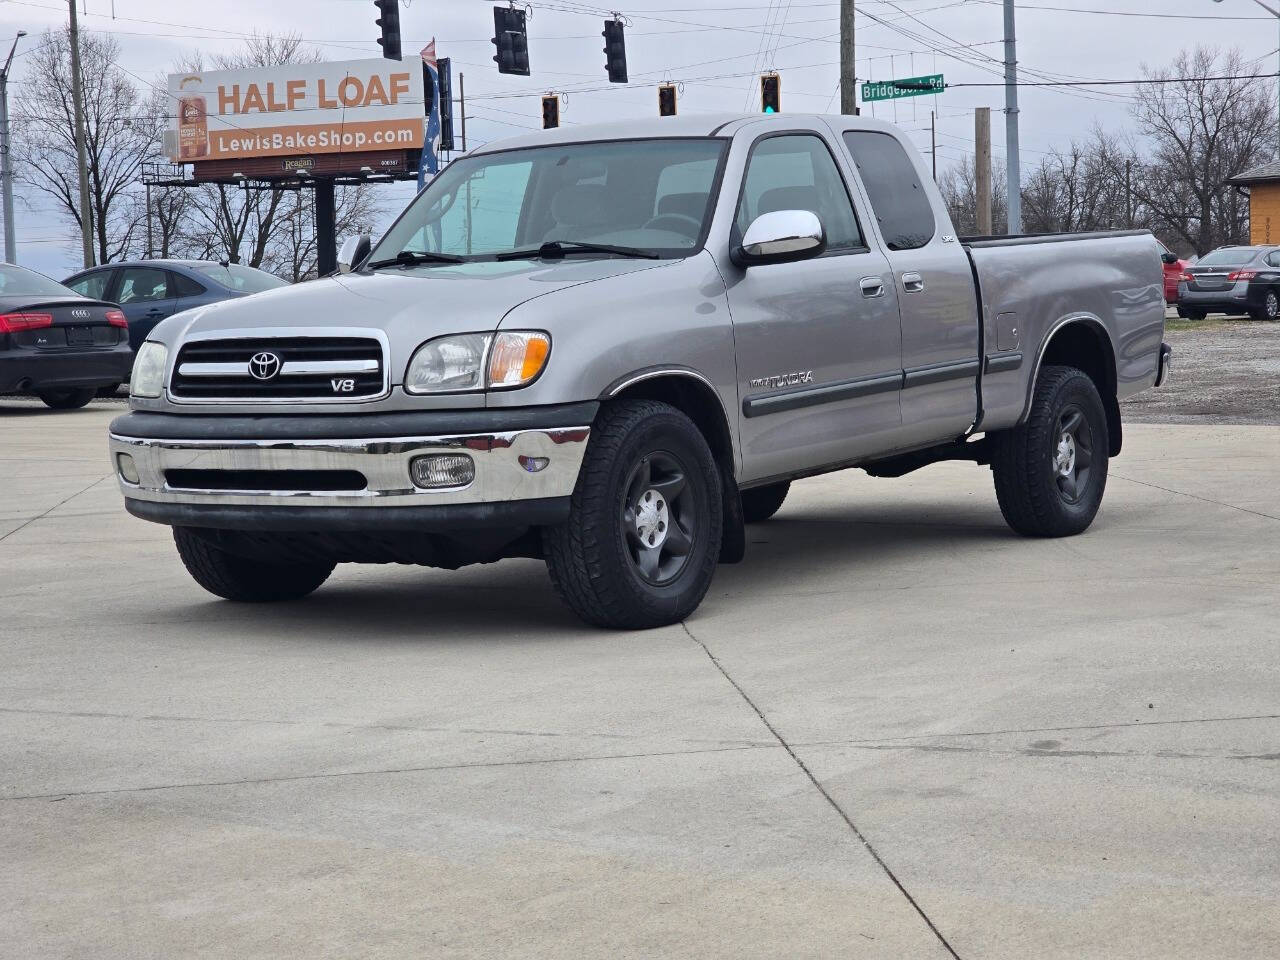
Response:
[939,154,1008,236]
[15,29,160,263]
[1129,46,1274,255]
[1021,128,1139,235]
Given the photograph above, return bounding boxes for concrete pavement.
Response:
[1,401,1277,958]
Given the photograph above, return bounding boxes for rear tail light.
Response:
[106,309,127,328]
[0,312,54,333]
[1228,270,1258,281]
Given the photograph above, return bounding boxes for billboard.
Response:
[167,58,425,163]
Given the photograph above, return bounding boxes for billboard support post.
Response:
[315,178,336,275]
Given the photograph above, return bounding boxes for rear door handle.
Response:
[902,272,925,293]
[859,277,884,299]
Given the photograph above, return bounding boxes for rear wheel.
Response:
[173,527,334,602]
[990,365,1109,537]
[544,400,722,629]
[1252,289,1280,322]
[740,481,790,523]
[1176,307,1206,321]
[37,388,96,410]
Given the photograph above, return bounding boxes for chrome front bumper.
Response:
[109,426,591,509]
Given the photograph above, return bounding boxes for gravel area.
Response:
[1123,317,1280,426]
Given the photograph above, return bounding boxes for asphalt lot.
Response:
[2,397,1277,959]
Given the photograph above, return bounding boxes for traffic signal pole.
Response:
[1003,0,1022,235]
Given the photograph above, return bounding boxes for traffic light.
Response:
[492,6,530,76]
[603,19,627,83]
[760,72,781,113]
[437,57,454,152]
[542,94,559,129]
[658,83,677,117]
[374,0,401,60]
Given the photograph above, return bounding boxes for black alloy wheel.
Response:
[1050,404,1095,505]
[621,451,697,585]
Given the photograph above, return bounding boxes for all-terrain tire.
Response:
[544,400,722,629]
[740,481,790,523]
[990,365,1109,537]
[38,388,96,410]
[173,527,335,602]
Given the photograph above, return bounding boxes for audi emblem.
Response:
[71,308,90,319]
[248,352,282,380]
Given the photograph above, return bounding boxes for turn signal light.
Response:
[1228,269,1258,281]
[0,312,54,333]
[106,309,128,328]
[487,331,551,388]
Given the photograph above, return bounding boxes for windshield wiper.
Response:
[495,240,660,262]
[367,249,466,269]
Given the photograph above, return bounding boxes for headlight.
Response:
[404,333,490,394]
[488,331,551,389]
[404,331,550,394]
[130,341,167,398]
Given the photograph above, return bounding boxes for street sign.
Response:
[861,73,944,103]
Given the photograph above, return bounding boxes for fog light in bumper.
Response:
[116,453,140,485]
[410,454,475,489]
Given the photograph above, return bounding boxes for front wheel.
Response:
[37,388,96,410]
[173,527,335,602]
[544,400,722,629]
[990,365,1109,537]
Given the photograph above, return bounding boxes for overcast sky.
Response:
[4,0,1279,279]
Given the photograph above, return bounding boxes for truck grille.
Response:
[170,336,386,401]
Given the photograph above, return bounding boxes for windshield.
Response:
[193,263,289,293]
[0,264,78,298]
[372,138,728,263]
[1197,248,1257,267]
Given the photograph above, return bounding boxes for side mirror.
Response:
[1160,252,1179,265]
[733,210,826,267]
[337,234,372,274]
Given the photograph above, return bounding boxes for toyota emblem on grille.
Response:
[248,352,282,380]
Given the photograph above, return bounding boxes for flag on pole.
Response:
[418,40,441,190]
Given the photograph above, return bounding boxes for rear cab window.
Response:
[842,131,936,250]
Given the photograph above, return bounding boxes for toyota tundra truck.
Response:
[109,114,1171,629]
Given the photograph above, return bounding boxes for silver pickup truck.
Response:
[109,114,1171,629]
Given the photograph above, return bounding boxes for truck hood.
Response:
[166,259,666,345]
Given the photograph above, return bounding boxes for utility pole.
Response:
[975,107,992,235]
[1125,159,1133,228]
[840,0,856,115]
[1003,0,1022,235]
[459,71,467,151]
[0,31,25,264]
[931,110,937,181]
[68,0,94,267]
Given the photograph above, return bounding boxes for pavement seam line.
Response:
[0,742,778,803]
[0,473,112,545]
[680,621,962,960]
[1110,471,1280,522]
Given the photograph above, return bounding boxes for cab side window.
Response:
[843,131,937,250]
[734,134,863,254]
[170,272,207,299]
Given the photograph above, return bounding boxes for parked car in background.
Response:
[1157,241,1189,304]
[1177,245,1280,321]
[0,263,133,409]
[63,260,288,351]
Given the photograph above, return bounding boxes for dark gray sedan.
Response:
[63,260,288,350]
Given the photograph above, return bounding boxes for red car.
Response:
[1158,241,1189,304]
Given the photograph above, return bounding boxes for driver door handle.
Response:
[902,272,925,293]
[859,276,884,299]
